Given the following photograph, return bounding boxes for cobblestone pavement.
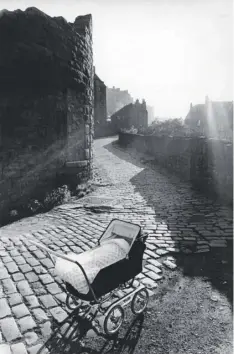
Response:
[0,136,233,353]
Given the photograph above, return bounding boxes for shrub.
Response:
[120,126,138,134]
[43,185,71,210]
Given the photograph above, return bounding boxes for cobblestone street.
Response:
[0,136,233,353]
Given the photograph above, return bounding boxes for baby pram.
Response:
[29,219,149,336]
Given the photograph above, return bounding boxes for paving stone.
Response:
[2,256,13,264]
[8,293,23,306]
[145,264,162,274]
[147,259,162,268]
[49,307,67,323]
[145,250,160,259]
[146,243,157,251]
[0,267,10,280]
[2,278,17,294]
[12,273,25,282]
[5,262,19,274]
[0,344,11,354]
[18,316,37,333]
[145,271,162,281]
[46,282,62,295]
[39,274,54,285]
[25,295,40,309]
[163,260,177,270]
[31,282,47,296]
[0,317,22,341]
[12,304,30,319]
[0,299,11,319]
[167,247,180,253]
[55,292,67,304]
[156,249,169,256]
[40,258,54,269]
[17,280,33,296]
[39,295,57,309]
[25,331,39,346]
[28,344,44,354]
[25,272,39,283]
[19,264,32,273]
[13,256,26,265]
[141,277,158,289]
[32,308,48,323]
[26,258,40,267]
[11,342,27,354]
[32,250,46,259]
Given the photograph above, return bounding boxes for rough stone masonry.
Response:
[0,7,94,223]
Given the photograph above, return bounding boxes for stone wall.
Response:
[0,7,94,221]
[111,99,148,133]
[94,73,108,138]
[119,132,233,205]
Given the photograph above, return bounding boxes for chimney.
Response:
[190,102,192,110]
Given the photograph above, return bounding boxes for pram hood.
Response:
[55,220,141,295]
[55,238,130,294]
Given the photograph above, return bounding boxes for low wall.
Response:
[119,132,233,205]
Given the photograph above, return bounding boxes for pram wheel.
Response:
[104,305,124,336]
[131,288,149,315]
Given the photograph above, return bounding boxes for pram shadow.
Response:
[38,311,144,354]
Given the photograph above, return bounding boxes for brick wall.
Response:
[119,133,233,205]
[0,7,93,221]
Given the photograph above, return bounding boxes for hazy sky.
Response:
[0,0,233,117]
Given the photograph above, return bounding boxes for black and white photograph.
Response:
[0,0,233,353]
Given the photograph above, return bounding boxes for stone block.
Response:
[0,317,22,341]
[11,342,27,354]
[12,304,30,319]
[18,316,37,333]
[0,299,11,319]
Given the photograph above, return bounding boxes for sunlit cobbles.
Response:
[25,331,39,346]
[141,277,158,289]
[11,342,27,354]
[32,308,48,323]
[25,272,39,283]
[49,307,67,323]
[0,299,11,319]
[0,267,10,280]
[0,317,22,341]
[24,295,40,309]
[2,279,17,294]
[17,280,33,296]
[8,293,23,307]
[12,304,30,319]
[39,295,57,309]
[0,344,11,354]
[18,316,37,333]
[163,259,177,270]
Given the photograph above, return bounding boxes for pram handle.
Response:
[26,239,99,303]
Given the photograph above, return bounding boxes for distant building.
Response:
[94,71,107,137]
[146,105,155,124]
[185,96,233,140]
[107,86,134,117]
[111,99,148,133]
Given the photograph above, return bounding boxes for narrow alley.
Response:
[0,136,232,354]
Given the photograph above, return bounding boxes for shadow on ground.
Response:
[103,140,233,306]
[38,311,144,354]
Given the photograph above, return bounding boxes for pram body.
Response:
[29,219,149,336]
